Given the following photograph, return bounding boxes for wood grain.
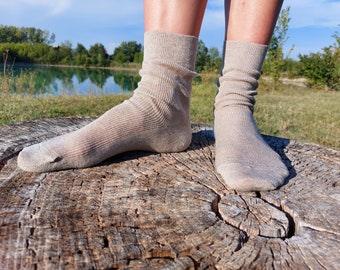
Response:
[0,118,339,269]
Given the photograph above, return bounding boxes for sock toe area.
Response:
[17,143,62,172]
[217,162,288,192]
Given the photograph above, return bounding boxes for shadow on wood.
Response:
[0,117,339,269]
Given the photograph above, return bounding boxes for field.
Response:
[1,78,339,148]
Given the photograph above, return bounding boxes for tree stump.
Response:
[0,117,339,270]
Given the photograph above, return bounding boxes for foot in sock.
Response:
[18,94,191,172]
[17,31,198,173]
[214,41,289,192]
[214,106,289,192]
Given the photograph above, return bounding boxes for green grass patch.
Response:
[1,80,339,148]
[0,94,130,125]
[255,86,340,148]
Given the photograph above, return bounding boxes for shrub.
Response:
[298,32,340,91]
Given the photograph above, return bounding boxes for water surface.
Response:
[0,65,141,96]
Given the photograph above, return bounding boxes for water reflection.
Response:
[0,65,141,96]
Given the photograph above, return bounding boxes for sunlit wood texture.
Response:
[0,118,339,269]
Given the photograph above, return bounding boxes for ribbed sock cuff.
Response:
[222,41,268,74]
[144,31,198,71]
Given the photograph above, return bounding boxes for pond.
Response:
[0,64,141,96]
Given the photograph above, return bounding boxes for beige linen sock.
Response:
[18,31,198,172]
[214,41,289,192]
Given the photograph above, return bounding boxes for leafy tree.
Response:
[46,46,60,64]
[58,46,73,64]
[89,43,109,66]
[281,58,301,78]
[74,43,89,66]
[133,51,143,64]
[113,41,142,64]
[298,31,340,91]
[196,40,209,73]
[263,6,292,84]
[195,40,221,73]
[75,43,88,55]
[206,47,221,72]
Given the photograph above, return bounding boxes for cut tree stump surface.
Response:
[0,117,339,269]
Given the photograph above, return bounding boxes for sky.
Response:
[0,0,339,59]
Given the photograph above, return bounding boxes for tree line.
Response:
[0,25,221,72]
[0,25,55,45]
[1,12,339,91]
[0,25,142,67]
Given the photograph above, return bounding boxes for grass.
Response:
[191,78,340,148]
[1,76,339,148]
[0,94,129,125]
[255,86,340,148]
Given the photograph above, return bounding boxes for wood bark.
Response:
[0,117,339,270]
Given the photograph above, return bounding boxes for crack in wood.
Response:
[234,231,249,252]
[259,196,296,239]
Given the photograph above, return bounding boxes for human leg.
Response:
[18,0,207,172]
[214,0,289,191]
[144,0,207,36]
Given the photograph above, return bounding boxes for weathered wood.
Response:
[0,117,339,270]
